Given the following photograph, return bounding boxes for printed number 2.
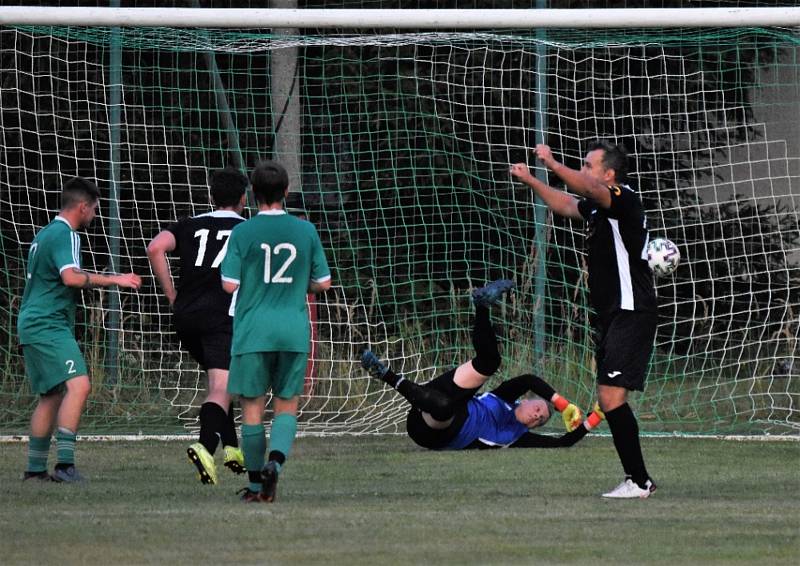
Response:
[65,359,76,374]
[194,229,232,268]
[261,243,297,284]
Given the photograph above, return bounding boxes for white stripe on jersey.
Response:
[476,438,513,448]
[608,218,634,311]
[71,231,81,268]
[228,288,238,317]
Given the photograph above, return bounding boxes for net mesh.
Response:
[0,22,797,435]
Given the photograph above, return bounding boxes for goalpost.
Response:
[0,7,797,437]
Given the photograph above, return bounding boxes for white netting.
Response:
[1,25,797,435]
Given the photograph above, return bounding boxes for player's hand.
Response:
[584,403,605,431]
[534,144,555,167]
[562,403,583,432]
[509,163,533,183]
[115,272,142,290]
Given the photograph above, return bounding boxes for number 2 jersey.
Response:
[18,216,82,345]
[166,210,245,322]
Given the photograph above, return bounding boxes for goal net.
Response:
[1,17,797,436]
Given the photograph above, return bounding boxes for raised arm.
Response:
[534,144,611,208]
[509,163,582,220]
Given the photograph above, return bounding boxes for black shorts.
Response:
[594,310,657,391]
[173,310,233,371]
[405,368,479,450]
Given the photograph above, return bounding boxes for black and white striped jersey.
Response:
[577,184,657,318]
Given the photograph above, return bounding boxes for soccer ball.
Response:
[647,238,680,277]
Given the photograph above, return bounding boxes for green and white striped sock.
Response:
[27,435,51,473]
[55,427,77,466]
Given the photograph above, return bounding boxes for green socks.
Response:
[242,415,297,492]
[241,423,266,492]
[27,435,51,473]
[268,413,297,460]
[55,427,76,466]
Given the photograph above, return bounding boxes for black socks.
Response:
[605,403,650,488]
[470,305,500,376]
[199,402,238,454]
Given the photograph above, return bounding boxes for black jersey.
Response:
[166,210,245,320]
[577,184,657,318]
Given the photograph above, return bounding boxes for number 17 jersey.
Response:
[220,210,331,355]
[167,210,245,319]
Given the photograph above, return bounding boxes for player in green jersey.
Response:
[221,160,332,502]
[18,177,142,483]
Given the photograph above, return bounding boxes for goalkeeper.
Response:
[361,280,603,450]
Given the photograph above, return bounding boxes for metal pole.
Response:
[532,0,549,373]
[106,0,122,384]
[270,0,301,191]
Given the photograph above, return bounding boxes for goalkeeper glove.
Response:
[551,394,583,432]
[561,403,582,432]
[583,403,605,431]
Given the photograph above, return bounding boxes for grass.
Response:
[1,436,799,565]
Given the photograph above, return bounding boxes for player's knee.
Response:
[425,391,455,422]
[597,386,627,412]
[471,352,500,377]
[66,375,91,399]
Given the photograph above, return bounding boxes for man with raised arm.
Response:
[18,177,142,483]
[362,280,604,451]
[147,167,249,485]
[510,140,658,498]
[221,160,332,503]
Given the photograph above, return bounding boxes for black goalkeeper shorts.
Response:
[594,310,657,392]
[405,368,478,450]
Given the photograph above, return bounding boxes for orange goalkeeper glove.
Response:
[583,403,605,431]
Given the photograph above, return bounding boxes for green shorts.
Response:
[228,351,307,399]
[22,340,88,395]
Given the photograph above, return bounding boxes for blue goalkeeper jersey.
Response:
[446,392,529,449]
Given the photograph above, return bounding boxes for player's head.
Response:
[583,139,629,185]
[209,167,249,211]
[250,160,289,206]
[61,176,100,228]
[514,398,551,429]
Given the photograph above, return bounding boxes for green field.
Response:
[1,436,798,565]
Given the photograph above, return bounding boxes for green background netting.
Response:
[0,3,797,435]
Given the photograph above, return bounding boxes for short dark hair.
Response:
[61,177,100,210]
[587,139,629,183]
[250,160,289,205]
[209,167,249,208]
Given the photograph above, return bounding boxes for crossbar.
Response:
[1,7,799,29]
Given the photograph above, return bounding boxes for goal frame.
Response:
[0,6,799,29]
[1,7,797,441]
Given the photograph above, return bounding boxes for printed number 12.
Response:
[261,243,296,284]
